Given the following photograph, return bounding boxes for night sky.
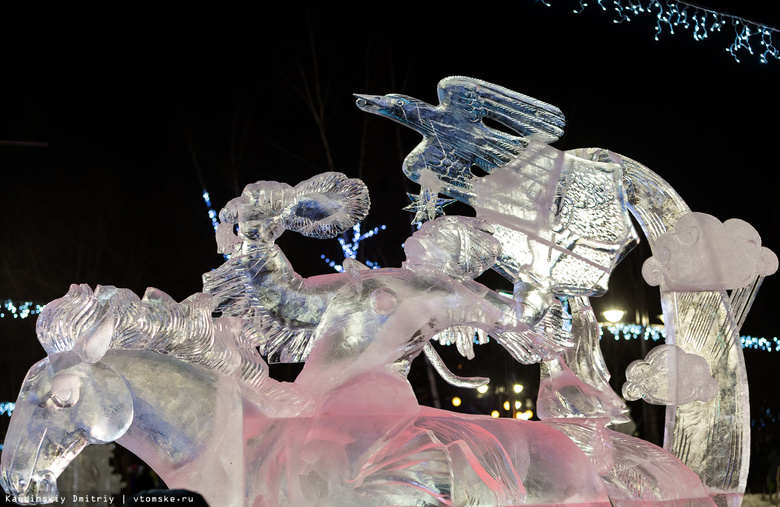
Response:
[2,0,780,492]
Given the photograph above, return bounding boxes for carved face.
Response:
[404,217,500,280]
[0,351,133,502]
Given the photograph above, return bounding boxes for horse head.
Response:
[1,351,133,502]
[0,283,261,505]
[1,284,133,503]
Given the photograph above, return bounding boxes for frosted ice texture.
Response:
[623,344,719,405]
[354,76,566,194]
[2,77,773,506]
[642,212,778,291]
[537,297,630,423]
[601,150,763,504]
[206,175,571,384]
[356,77,773,504]
[56,444,123,506]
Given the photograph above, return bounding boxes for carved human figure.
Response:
[204,174,571,408]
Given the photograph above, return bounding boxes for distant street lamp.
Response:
[603,309,625,323]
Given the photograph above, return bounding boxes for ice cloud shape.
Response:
[642,212,778,291]
[623,344,718,406]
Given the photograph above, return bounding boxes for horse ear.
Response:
[74,309,115,364]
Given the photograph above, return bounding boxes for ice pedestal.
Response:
[245,372,613,507]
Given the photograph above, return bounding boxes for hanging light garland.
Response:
[599,322,780,352]
[603,322,666,341]
[536,0,779,63]
[202,189,231,260]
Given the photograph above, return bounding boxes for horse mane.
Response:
[36,284,268,390]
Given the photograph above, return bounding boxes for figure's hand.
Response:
[284,172,370,239]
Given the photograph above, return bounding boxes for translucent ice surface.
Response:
[357,79,639,364]
[3,77,774,506]
[642,212,778,291]
[623,344,719,405]
[1,283,609,506]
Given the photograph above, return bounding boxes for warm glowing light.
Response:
[603,309,625,323]
[513,384,523,394]
[491,410,500,418]
[477,384,489,394]
[503,401,510,411]
[451,397,462,407]
[515,400,522,410]
[517,410,534,420]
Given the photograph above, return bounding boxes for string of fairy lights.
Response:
[536,0,779,64]
[600,322,780,352]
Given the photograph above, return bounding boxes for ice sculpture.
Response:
[357,77,777,505]
[1,76,774,506]
[205,172,573,393]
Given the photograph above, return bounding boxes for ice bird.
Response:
[357,77,638,331]
[355,76,566,202]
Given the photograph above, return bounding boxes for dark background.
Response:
[1,0,779,495]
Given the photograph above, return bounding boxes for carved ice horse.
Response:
[0,284,611,506]
[1,284,715,506]
[0,285,251,505]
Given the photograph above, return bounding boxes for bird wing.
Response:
[437,76,566,143]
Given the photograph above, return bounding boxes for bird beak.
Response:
[353,94,388,114]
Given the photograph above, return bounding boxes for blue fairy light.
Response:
[537,0,779,64]
[0,402,14,416]
[597,323,779,352]
[321,223,387,272]
[0,300,43,320]
[201,190,220,233]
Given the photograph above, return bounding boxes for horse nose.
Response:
[5,471,26,495]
